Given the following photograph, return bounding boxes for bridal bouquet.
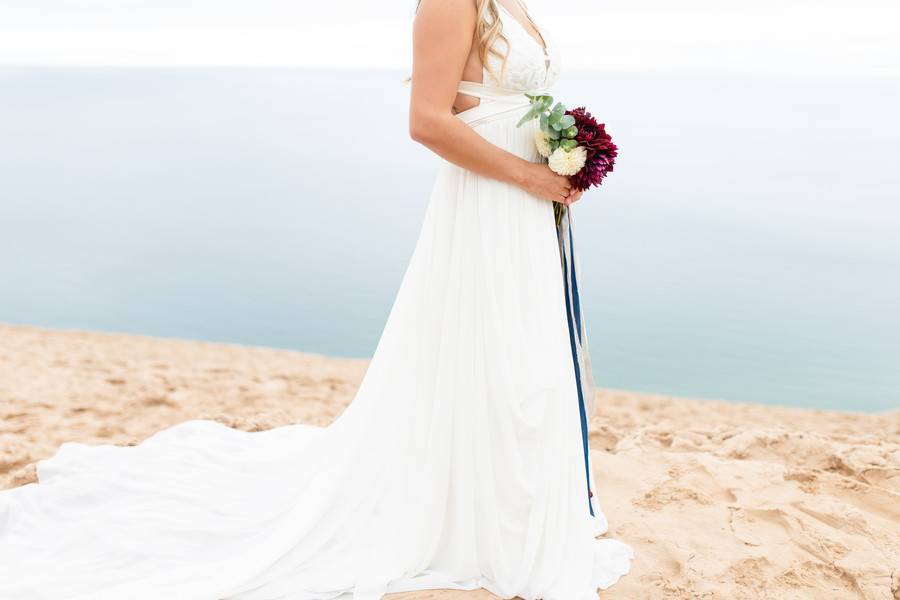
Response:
[517,94,617,223]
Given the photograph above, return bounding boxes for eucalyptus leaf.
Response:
[559,115,575,129]
[560,138,578,151]
[516,109,537,127]
[564,125,578,138]
[547,127,560,140]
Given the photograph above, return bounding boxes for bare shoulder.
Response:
[414,0,477,31]
[411,0,479,94]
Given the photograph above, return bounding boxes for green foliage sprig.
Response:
[516,93,579,153]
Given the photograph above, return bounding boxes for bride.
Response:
[0,0,634,598]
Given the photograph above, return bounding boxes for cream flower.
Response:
[533,130,553,158]
[548,146,587,176]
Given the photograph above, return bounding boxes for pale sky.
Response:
[1,0,898,76]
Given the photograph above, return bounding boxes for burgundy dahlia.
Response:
[565,106,617,191]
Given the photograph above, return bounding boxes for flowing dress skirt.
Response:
[0,89,634,600]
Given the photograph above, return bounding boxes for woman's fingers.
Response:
[561,188,583,205]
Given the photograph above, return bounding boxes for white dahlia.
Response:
[548,146,587,176]
[533,130,553,158]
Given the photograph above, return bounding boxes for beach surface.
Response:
[1,323,898,599]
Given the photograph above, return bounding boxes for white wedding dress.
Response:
[0,3,634,599]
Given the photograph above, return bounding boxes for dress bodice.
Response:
[482,1,560,92]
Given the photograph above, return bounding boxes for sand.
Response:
[1,323,898,599]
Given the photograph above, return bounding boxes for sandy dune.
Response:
[1,323,898,599]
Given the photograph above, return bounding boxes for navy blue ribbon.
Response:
[554,203,595,516]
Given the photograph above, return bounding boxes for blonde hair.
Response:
[410,0,509,84]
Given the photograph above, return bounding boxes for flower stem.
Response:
[554,201,565,227]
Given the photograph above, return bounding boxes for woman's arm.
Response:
[409,0,580,205]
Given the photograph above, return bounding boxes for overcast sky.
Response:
[1,0,898,76]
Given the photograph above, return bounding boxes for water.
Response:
[1,66,898,412]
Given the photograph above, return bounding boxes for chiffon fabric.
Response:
[0,2,634,598]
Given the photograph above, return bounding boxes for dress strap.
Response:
[455,81,554,127]
[457,80,551,100]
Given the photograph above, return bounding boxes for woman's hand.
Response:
[519,162,573,203]
[561,187,584,206]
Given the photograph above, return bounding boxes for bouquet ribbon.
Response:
[556,204,598,516]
